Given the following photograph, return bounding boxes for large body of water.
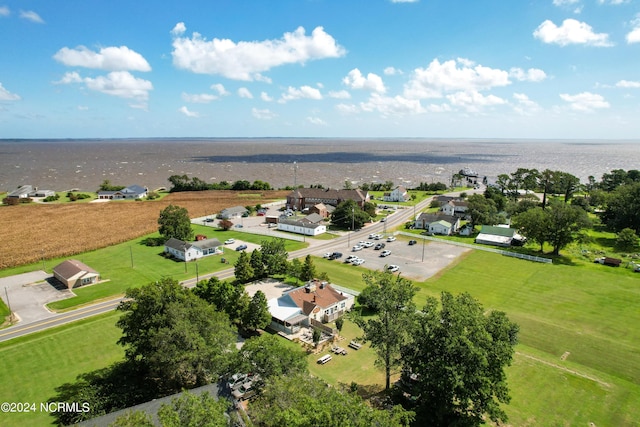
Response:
[0,138,637,192]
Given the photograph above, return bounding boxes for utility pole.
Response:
[5,287,13,322]
[130,246,134,269]
[421,236,426,262]
[195,261,199,284]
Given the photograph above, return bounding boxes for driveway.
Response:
[0,271,73,324]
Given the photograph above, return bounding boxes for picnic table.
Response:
[331,346,348,355]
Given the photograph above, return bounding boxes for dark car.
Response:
[374,243,386,250]
[329,252,343,260]
[408,240,417,245]
[235,244,248,251]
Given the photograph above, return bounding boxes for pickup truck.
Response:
[594,256,622,267]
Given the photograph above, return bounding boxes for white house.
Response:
[219,206,248,219]
[441,200,469,216]
[277,217,326,236]
[429,220,453,235]
[383,186,410,202]
[164,237,223,261]
[98,185,148,200]
[414,213,460,233]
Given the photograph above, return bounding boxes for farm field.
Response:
[1,249,639,426]
[0,189,289,270]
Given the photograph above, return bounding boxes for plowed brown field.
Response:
[0,190,288,269]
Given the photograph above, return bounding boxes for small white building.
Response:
[164,237,223,261]
[219,206,248,219]
[277,218,326,236]
[429,220,453,235]
[98,185,148,200]
[441,200,469,216]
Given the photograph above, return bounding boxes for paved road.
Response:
[0,190,471,343]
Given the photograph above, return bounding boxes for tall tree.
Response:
[235,334,308,382]
[242,290,271,332]
[158,204,193,241]
[403,292,519,427]
[331,199,370,230]
[288,258,303,284]
[539,169,555,209]
[300,254,316,282]
[193,277,246,323]
[354,270,418,390]
[250,373,414,427]
[601,182,640,233]
[466,194,498,226]
[260,238,289,276]
[513,207,548,252]
[545,200,591,255]
[554,171,581,203]
[250,249,266,280]
[234,251,254,284]
[116,278,236,393]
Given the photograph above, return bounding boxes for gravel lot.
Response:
[316,236,470,281]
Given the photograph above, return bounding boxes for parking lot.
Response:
[316,235,470,282]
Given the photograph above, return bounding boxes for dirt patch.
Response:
[0,190,288,269]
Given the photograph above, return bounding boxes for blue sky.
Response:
[1,0,640,139]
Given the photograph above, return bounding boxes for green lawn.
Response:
[0,312,124,427]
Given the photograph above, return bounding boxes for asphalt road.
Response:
[0,190,471,343]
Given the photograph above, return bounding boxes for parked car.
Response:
[361,241,374,248]
[352,245,363,252]
[323,252,333,259]
[381,217,387,222]
[408,240,417,245]
[345,255,358,263]
[329,252,343,260]
[235,244,248,251]
[227,373,249,390]
[352,258,365,266]
[204,218,214,223]
[387,265,400,272]
[380,250,391,257]
[235,224,243,228]
[224,238,235,244]
[374,243,386,250]
[386,236,396,242]
[232,381,256,401]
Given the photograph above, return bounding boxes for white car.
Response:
[387,265,400,272]
[361,241,374,248]
[345,255,358,263]
[323,252,333,259]
[352,245,363,251]
[386,236,396,242]
[352,258,365,266]
[380,250,391,257]
[224,238,235,244]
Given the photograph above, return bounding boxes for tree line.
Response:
[168,174,272,192]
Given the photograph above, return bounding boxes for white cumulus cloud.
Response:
[171,25,346,81]
[0,6,10,16]
[238,87,253,99]
[179,106,200,117]
[171,22,186,36]
[57,71,153,107]
[182,93,218,103]
[20,10,44,23]
[279,85,323,103]
[533,19,612,47]
[360,93,425,117]
[627,15,640,44]
[404,58,511,99]
[615,80,640,88]
[210,84,230,96]
[252,108,277,120]
[307,116,327,126]
[328,90,351,99]
[336,103,359,114]
[446,90,506,112]
[509,67,547,82]
[261,92,273,102]
[0,83,21,101]
[54,46,151,71]
[560,92,610,111]
[512,93,541,115]
[343,69,386,93]
[384,66,402,75]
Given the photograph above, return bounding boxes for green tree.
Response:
[331,199,370,230]
[513,207,549,252]
[193,277,245,323]
[250,249,266,280]
[242,290,271,332]
[156,391,229,427]
[466,194,498,226]
[288,258,303,284]
[403,292,519,427]
[362,201,377,217]
[260,238,289,276]
[602,182,640,233]
[616,228,639,251]
[158,204,193,241]
[109,410,155,427]
[300,254,316,282]
[554,171,581,203]
[234,251,254,284]
[545,200,591,255]
[250,373,413,427]
[235,334,308,382]
[353,270,418,390]
[335,317,344,335]
[116,278,236,393]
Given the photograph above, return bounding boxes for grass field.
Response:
[1,246,639,425]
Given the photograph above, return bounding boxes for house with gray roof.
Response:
[164,237,223,261]
[414,212,460,233]
[97,185,148,200]
[218,205,248,219]
[277,217,326,236]
[286,188,369,211]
